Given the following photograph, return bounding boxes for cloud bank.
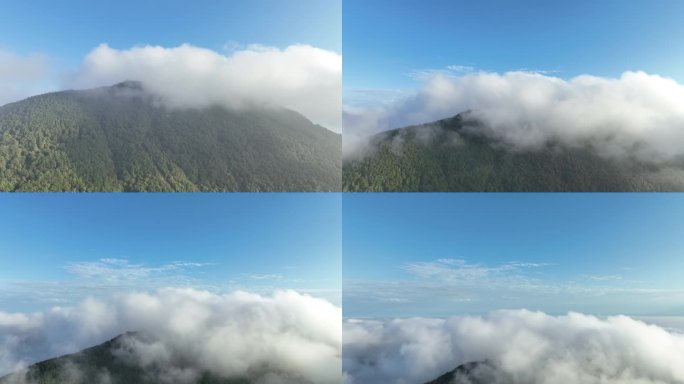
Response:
[66,43,341,132]
[343,310,684,384]
[0,288,341,383]
[344,71,684,161]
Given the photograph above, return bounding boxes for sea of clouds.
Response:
[343,309,684,384]
[0,288,341,384]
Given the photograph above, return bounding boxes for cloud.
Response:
[344,88,411,109]
[343,310,684,384]
[344,259,558,317]
[0,258,219,313]
[403,258,549,282]
[246,274,285,281]
[64,258,212,282]
[0,289,341,383]
[343,258,684,317]
[408,64,477,81]
[65,43,342,132]
[0,258,340,313]
[344,70,684,161]
[0,49,51,106]
[583,274,624,281]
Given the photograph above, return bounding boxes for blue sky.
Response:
[344,0,684,106]
[0,193,341,312]
[0,0,341,64]
[343,193,684,318]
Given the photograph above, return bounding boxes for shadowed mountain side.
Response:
[343,113,684,192]
[424,361,503,384]
[0,81,341,191]
[0,333,253,384]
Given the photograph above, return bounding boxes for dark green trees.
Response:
[343,114,684,192]
[0,83,341,192]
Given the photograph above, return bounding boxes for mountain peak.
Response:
[112,80,144,91]
[425,360,499,384]
[0,332,264,384]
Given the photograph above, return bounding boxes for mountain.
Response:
[424,361,501,384]
[0,81,341,191]
[0,333,251,384]
[343,112,684,191]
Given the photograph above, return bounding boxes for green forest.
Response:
[343,114,684,192]
[0,82,341,192]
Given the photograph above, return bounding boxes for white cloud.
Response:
[63,258,211,285]
[0,49,51,106]
[409,64,477,81]
[343,259,684,317]
[403,258,548,282]
[98,258,129,266]
[446,65,476,74]
[0,277,216,315]
[343,310,684,384]
[65,43,342,132]
[246,274,284,281]
[344,70,684,161]
[0,258,341,312]
[0,289,341,383]
[584,274,624,281]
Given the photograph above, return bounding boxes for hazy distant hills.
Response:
[343,113,684,192]
[0,81,341,191]
[0,333,250,384]
[424,361,500,384]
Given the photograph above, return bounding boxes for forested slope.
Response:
[343,114,684,192]
[0,82,341,191]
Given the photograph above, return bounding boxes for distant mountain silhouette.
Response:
[0,332,251,384]
[424,360,502,384]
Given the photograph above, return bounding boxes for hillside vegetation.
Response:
[0,82,341,191]
[343,114,684,192]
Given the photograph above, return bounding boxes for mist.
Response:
[344,71,684,161]
[0,288,341,383]
[343,310,684,384]
[62,43,342,132]
[0,49,51,106]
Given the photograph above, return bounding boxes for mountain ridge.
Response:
[424,360,501,384]
[343,111,684,191]
[0,82,341,191]
[0,332,252,384]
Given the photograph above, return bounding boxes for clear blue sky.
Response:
[344,193,684,318]
[344,0,684,104]
[0,193,341,312]
[0,0,341,64]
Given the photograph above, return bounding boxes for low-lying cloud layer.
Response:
[0,288,341,383]
[66,43,341,131]
[343,310,684,384]
[344,71,684,161]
